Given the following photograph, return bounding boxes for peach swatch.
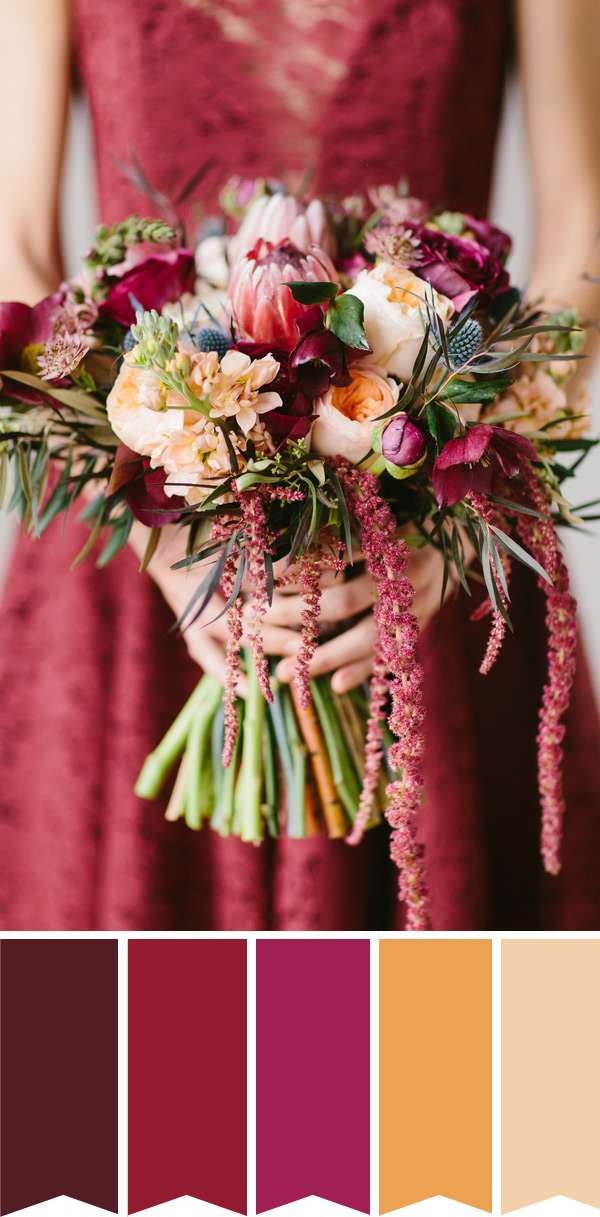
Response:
[379,939,492,1213]
[502,939,600,1212]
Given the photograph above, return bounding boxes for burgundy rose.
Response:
[407,223,510,312]
[463,215,511,261]
[98,249,196,327]
[432,425,538,506]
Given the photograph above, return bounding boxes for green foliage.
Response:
[328,294,370,349]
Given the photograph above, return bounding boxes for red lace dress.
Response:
[1,0,599,930]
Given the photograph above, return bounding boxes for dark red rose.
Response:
[98,250,196,327]
[407,223,510,312]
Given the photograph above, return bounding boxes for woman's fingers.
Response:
[330,656,374,693]
[265,570,375,627]
[276,613,377,683]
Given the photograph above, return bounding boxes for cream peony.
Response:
[311,362,399,465]
[345,264,454,383]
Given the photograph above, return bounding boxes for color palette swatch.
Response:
[380,939,492,1214]
[0,939,118,1216]
[128,938,247,1214]
[256,939,370,1214]
[502,940,600,1213]
[1,937,599,1215]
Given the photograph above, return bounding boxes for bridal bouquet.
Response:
[0,179,595,928]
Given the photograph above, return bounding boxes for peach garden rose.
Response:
[310,361,399,464]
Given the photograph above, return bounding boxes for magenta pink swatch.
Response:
[256,939,370,1212]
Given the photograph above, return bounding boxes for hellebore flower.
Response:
[288,305,351,398]
[432,424,538,506]
[381,415,427,470]
[0,295,63,371]
[98,249,196,327]
[228,239,338,350]
[406,222,510,312]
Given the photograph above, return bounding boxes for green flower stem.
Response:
[211,705,242,836]
[184,677,223,830]
[280,683,306,838]
[233,652,265,843]
[262,716,280,837]
[310,677,361,821]
[135,675,221,800]
[267,675,298,833]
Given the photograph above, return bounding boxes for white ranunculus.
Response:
[345,264,454,383]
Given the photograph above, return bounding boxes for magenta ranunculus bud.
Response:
[381,415,426,467]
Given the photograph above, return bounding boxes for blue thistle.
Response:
[446,319,483,370]
[192,327,232,360]
[122,329,137,353]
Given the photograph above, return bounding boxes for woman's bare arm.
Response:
[517,0,600,363]
[0,0,70,301]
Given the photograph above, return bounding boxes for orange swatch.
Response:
[379,939,492,1213]
[502,940,600,1213]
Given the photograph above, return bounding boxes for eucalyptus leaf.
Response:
[489,524,552,584]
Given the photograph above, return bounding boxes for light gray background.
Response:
[1,82,599,697]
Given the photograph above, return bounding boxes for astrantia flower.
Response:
[228,239,338,350]
[208,349,282,434]
[432,424,538,505]
[38,331,90,381]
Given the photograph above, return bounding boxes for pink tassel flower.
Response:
[334,459,430,931]
[515,465,577,874]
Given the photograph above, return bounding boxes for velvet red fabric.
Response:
[1,0,599,929]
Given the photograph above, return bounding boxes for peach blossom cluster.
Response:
[106,346,279,507]
[491,369,591,440]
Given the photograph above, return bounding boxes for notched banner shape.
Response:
[0,938,118,1216]
[256,939,370,1214]
[128,938,247,1215]
[379,939,492,1214]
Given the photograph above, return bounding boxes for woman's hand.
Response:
[274,544,460,692]
[127,520,300,696]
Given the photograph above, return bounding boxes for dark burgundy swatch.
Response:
[128,938,247,1214]
[256,939,370,1213]
[0,938,118,1215]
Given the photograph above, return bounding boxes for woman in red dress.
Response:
[0,0,599,929]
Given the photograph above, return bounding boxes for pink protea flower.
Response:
[228,192,336,265]
[228,239,338,351]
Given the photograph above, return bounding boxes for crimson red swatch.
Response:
[0,939,118,1215]
[128,938,247,1214]
[256,938,370,1213]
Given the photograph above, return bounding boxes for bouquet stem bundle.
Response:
[135,655,384,843]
